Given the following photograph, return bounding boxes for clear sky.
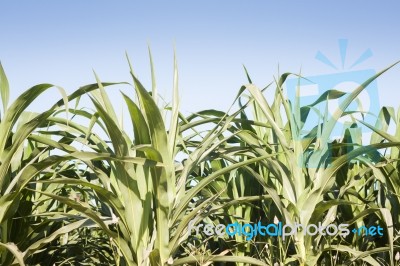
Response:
[1,1,400,117]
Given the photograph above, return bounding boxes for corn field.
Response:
[0,55,399,266]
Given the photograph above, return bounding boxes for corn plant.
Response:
[199,63,400,265]
[17,54,272,266]
[0,62,124,265]
[1,54,399,266]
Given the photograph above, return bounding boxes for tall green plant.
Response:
[0,62,124,265]
[25,54,272,266]
[223,63,400,265]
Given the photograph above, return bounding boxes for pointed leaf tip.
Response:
[0,62,10,113]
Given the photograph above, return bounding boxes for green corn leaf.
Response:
[0,62,9,115]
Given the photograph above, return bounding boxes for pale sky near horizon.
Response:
[1,1,400,121]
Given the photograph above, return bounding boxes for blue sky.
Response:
[1,1,399,116]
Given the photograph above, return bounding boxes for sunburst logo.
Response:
[286,39,380,141]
